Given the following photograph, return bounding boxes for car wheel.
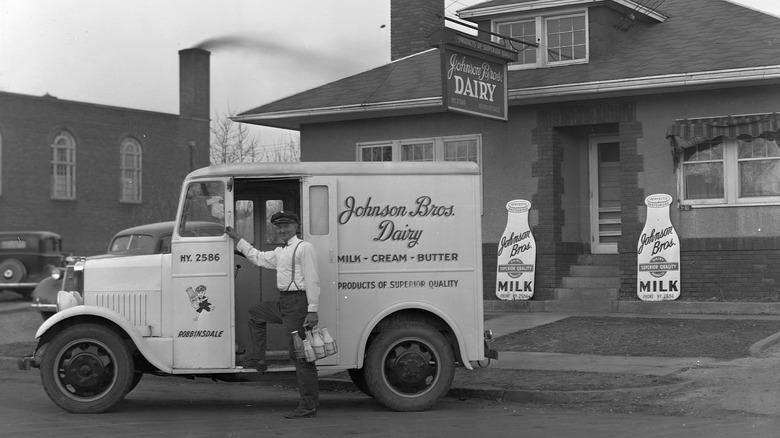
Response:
[40,324,135,413]
[363,323,455,412]
[0,259,26,284]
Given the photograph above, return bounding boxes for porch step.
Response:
[561,275,619,289]
[556,254,620,301]
[553,287,619,301]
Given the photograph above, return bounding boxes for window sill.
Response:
[680,202,780,210]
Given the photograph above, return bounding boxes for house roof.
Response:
[236,0,780,130]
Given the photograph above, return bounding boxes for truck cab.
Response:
[22,162,492,413]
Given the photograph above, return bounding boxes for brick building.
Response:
[0,49,211,255]
[234,0,780,307]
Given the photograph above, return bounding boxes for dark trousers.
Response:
[246,292,319,409]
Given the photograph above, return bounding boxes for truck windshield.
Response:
[179,181,226,237]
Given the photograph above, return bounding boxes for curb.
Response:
[317,375,694,405]
[749,331,780,356]
[450,380,694,404]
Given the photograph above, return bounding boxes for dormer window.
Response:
[494,9,588,69]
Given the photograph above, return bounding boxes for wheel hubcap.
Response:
[383,339,439,395]
[56,341,116,399]
[2,269,12,279]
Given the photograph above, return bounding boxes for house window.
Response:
[402,143,434,161]
[681,136,780,205]
[120,138,142,203]
[495,10,588,69]
[359,144,392,162]
[358,135,481,167]
[51,131,76,200]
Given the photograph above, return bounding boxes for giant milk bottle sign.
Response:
[637,194,681,301]
[496,200,535,300]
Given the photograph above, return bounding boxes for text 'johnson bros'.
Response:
[637,226,676,256]
[447,54,502,102]
[338,195,455,249]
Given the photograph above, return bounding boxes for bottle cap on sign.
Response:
[506,199,531,213]
[645,194,672,208]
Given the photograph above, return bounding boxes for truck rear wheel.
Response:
[347,368,373,398]
[40,324,135,413]
[364,323,455,411]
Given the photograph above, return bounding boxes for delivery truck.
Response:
[19,161,495,413]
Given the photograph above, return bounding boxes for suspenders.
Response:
[285,241,303,292]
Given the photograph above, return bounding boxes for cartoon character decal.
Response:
[185,285,215,321]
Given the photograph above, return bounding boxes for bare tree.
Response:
[210,108,300,164]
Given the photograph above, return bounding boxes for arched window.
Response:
[51,131,76,200]
[120,138,142,203]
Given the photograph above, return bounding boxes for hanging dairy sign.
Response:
[637,194,681,301]
[442,48,508,121]
[496,200,536,300]
[429,28,515,121]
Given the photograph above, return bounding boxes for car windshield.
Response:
[109,234,156,255]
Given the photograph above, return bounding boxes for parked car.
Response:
[31,222,175,318]
[0,231,67,298]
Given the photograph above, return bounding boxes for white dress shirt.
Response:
[236,235,321,312]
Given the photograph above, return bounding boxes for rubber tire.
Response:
[40,324,135,413]
[0,259,26,283]
[128,372,144,394]
[363,323,455,412]
[347,368,374,398]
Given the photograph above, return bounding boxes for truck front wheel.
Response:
[364,323,455,411]
[40,324,135,413]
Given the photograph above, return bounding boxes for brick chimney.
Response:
[179,48,210,120]
[391,0,445,61]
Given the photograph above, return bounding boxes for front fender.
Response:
[35,305,173,373]
[356,301,473,370]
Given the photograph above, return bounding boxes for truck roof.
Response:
[186,161,480,180]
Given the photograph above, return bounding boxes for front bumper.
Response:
[0,282,37,289]
[30,298,56,312]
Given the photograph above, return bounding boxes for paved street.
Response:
[4,292,780,437]
[3,369,780,438]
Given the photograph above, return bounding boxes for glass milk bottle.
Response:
[496,200,536,300]
[637,194,681,301]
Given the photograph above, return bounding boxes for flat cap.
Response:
[271,211,299,225]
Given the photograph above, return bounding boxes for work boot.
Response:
[283,407,317,419]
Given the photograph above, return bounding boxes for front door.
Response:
[589,136,621,254]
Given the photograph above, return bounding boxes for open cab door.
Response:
[170,178,235,370]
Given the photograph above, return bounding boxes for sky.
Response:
[1,0,779,150]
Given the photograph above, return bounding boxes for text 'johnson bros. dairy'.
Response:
[637,194,681,301]
[496,199,536,300]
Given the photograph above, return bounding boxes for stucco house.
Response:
[234,0,780,308]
